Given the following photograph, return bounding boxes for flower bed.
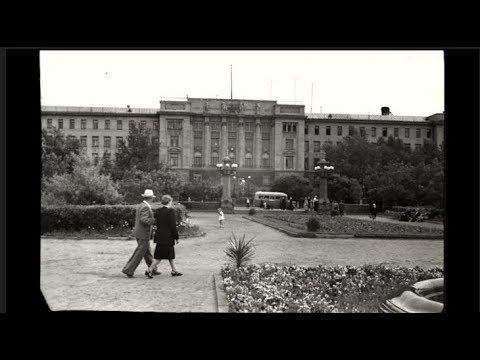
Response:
[221,263,443,313]
[260,213,443,235]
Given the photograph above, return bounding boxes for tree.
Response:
[42,154,123,205]
[180,180,222,201]
[271,175,313,200]
[41,128,80,178]
[112,123,160,180]
[327,174,362,203]
[117,166,182,204]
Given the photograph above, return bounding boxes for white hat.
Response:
[141,189,156,198]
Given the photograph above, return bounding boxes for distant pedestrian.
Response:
[313,196,319,212]
[370,203,377,220]
[187,197,191,202]
[280,197,287,211]
[246,198,250,208]
[218,208,225,228]
[339,200,345,216]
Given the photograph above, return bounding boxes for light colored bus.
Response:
[253,191,288,208]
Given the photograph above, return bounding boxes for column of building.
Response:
[182,117,192,168]
[204,117,211,167]
[274,120,283,170]
[158,115,168,164]
[296,120,305,170]
[221,117,228,158]
[237,117,245,167]
[255,118,262,168]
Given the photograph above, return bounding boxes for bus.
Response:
[253,191,288,209]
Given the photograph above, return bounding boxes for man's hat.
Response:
[141,189,156,198]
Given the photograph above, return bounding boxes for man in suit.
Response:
[122,189,161,278]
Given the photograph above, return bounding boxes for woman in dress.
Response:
[146,195,183,278]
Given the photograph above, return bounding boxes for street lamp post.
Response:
[314,154,334,204]
[216,155,238,213]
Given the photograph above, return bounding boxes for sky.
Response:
[40,50,444,116]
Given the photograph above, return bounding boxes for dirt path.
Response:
[41,212,443,312]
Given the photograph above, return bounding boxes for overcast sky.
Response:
[40,50,444,116]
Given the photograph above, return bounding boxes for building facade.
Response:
[41,98,444,188]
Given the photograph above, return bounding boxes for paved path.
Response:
[344,214,444,230]
[41,212,443,312]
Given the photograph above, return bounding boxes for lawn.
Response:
[258,212,443,235]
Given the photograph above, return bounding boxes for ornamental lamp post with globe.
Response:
[314,152,334,204]
[216,155,238,213]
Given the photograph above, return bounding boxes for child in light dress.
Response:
[218,208,225,228]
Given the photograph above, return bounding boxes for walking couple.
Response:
[122,189,183,279]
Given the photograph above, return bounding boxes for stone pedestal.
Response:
[220,174,235,213]
[318,177,329,203]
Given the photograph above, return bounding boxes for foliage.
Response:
[183,201,220,211]
[41,154,123,206]
[41,128,80,178]
[221,263,443,313]
[225,233,256,268]
[306,217,320,232]
[117,167,182,204]
[271,175,313,200]
[327,174,362,203]
[249,208,256,216]
[180,180,222,201]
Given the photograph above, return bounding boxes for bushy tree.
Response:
[117,166,182,204]
[41,128,80,178]
[180,180,222,201]
[42,154,123,205]
[327,174,362,203]
[271,175,313,200]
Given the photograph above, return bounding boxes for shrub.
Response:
[224,233,256,268]
[331,209,340,216]
[171,203,188,225]
[306,217,321,232]
[248,208,256,216]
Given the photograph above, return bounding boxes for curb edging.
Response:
[213,273,229,313]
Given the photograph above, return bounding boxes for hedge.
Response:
[41,204,187,234]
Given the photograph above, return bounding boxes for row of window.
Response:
[192,173,271,186]
[70,135,160,148]
[46,118,158,131]
[305,125,431,138]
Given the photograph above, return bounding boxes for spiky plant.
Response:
[225,233,256,268]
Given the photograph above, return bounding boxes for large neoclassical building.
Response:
[41,98,444,187]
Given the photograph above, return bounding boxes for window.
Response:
[415,144,422,150]
[58,119,63,129]
[211,121,221,131]
[129,120,135,130]
[93,120,98,130]
[92,152,99,165]
[245,131,254,140]
[68,135,76,142]
[285,156,294,169]
[152,137,159,146]
[305,125,309,135]
[103,152,111,161]
[427,129,431,138]
[47,119,53,129]
[404,143,411,150]
[337,126,343,136]
[194,131,203,138]
[416,128,421,138]
[229,151,236,163]
[405,128,410,138]
[81,119,87,130]
[314,158,320,167]
[262,175,270,186]
[194,152,202,167]
[371,127,376,137]
[153,121,159,130]
[167,119,182,130]
[293,124,296,132]
[228,132,236,139]
[245,122,254,132]
[116,137,124,147]
[315,126,319,135]
[382,128,388,137]
[326,126,331,136]
[170,155,179,167]
[304,141,309,152]
[140,120,146,129]
[304,157,309,170]
[262,132,270,140]
[105,120,110,130]
[394,128,399,138]
[261,152,270,168]
[80,136,87,147]
[211,131,220,139]
[211,152,219,166]
[285,139,293,150]
[170,136,179,147]
[349,126,354,136]
[314,141,320,152]
[117,120,123,130]
[245,153,253,167]
[104,136,111,148]
[360,127,365,137]
[92,136,99,147]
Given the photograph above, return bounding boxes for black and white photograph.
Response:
[37,50,448,313]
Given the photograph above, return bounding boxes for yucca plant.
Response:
[225,233,256,268]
